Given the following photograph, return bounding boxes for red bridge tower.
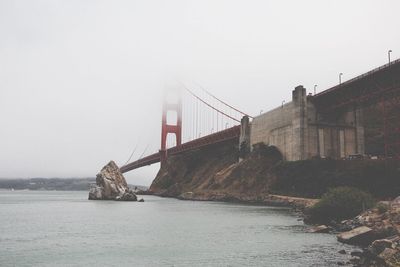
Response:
[160,88,182,163]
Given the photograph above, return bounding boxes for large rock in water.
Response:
[337,226,374,245]
[88,161,137,201]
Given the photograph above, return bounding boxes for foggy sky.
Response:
[1,0,399,186]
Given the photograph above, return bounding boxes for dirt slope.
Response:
[149,140,400,201]
[150,141,282,199]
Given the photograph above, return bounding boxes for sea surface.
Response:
[0,191,355,266]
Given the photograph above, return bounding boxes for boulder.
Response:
[337,226,373,245]
[88,161,137,201]
[370,239,394,255]
[392,196,400,208]
[310,225,330,233]
[116,191,138,201]
[378,248,400,266]
[88,186,104,199]
[350,250,363,257]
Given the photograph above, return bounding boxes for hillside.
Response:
[149,140,400,202]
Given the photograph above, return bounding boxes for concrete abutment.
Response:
[240,85,365,161]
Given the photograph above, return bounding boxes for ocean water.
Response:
[0,191,354,266]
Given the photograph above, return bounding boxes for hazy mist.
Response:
[1,0,399,186]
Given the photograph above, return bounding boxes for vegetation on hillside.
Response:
[306,187,376,223]
[270,159,400,198]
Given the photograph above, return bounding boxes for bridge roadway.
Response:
[120,125,240,173]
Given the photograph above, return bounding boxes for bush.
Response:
[307,186,376,224]
[376,202,389,214]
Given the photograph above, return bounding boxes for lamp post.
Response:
[388,50,392,64]
[339,73,343,84]
[314,84,318,95]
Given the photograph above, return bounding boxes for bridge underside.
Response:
[313,59,400,158]
[314,59,400,113]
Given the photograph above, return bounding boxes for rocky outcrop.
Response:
[88,161,137,201]
[333,198,400,266]
[345,236,400,266]
[150,140,285,199]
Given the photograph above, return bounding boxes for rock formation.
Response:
[334,198,400,266]
[88,161,137,201]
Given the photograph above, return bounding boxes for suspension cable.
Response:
[195,82,253,118]
[182,84,240,123]
[138,144,150,160]
[123,142,139,165]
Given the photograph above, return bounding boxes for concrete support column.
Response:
[239,116,251,161]
[355,107,365,155]
[291,85,308,161]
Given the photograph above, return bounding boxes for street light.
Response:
[339,73,343,84]
[314,84,318,95]
[388,50,393,64]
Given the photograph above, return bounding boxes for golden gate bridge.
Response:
[120,59,400,173]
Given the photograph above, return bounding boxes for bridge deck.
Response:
[120,125,240,173]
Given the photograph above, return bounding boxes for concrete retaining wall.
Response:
[244,85,364,161]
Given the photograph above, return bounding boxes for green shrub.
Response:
[376,202,389,214]
[307,186,376,223]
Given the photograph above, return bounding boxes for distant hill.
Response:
[0,178,148,191]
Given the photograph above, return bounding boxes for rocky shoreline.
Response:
[304,197,400,266]
[333,198,400,266]
[176,191,317,209]
[142,189,318,211]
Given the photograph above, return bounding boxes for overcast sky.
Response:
[1,0,399,186]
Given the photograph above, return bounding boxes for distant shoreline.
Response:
[0,178,147,191]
